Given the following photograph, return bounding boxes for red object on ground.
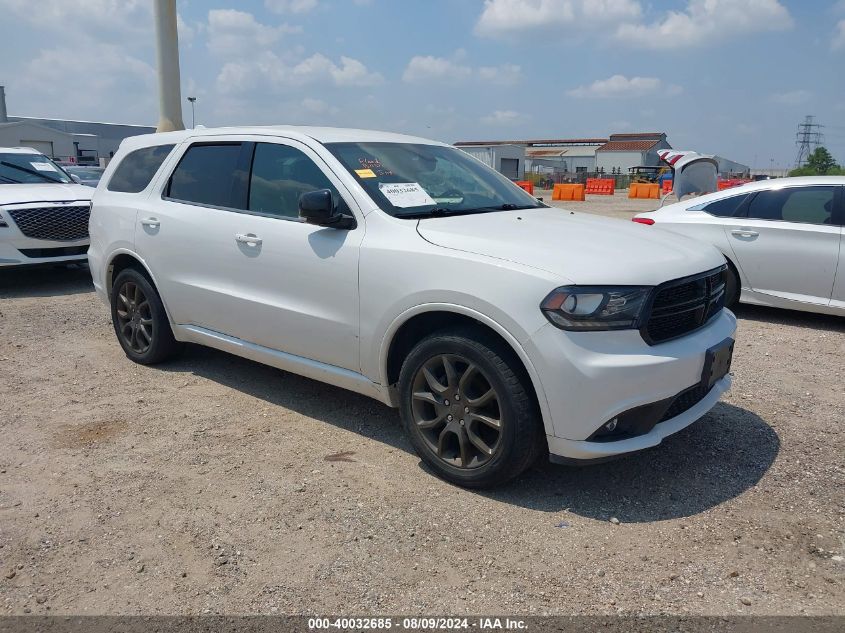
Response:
[585,178,615,195]
[717,179,751,191]
[631,217,655,225]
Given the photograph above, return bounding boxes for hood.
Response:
[416,208,725,286]
[0,183,93,207]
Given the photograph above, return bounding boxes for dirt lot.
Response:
[0,197,843,616]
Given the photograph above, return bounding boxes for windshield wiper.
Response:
[0,161,64,184]
[395,207,463,219]
[0,174,21,184]
[495,203,542,210]
[395,203,542,219]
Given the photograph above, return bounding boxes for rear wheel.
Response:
[398,329,543,488]
[111,268,180,364]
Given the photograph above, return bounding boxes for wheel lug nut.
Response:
[459,419,465,426]
[444,400,450,406]
[464,407,469,413]
[455,393,460,400]
[447,415,453,421]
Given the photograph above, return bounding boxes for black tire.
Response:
[724,262,740,309]
[110,267,180,365]
[397,328,544,488]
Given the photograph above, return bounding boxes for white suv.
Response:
[0,147,93,268]
[89,126,737,487]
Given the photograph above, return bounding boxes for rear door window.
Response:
[746,186,836,225]
[107,144,174,193]
[166,143,244,208]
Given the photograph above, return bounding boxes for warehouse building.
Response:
[454,142,525,179]
[455,138,607,179]
[714,155,750,178]
[594,132,672,174]
[0,85,154,165]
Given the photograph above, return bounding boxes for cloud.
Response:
[294,53,384,86]
[402,56,473,83]
[478,64,522,85]
[481,110,524,125]
[207,9,300,57]
[476,0,641,37]
[568,75,681,98]
[770,89,812,105]
[16,43,156,122]
[264,0,318,14]
[403,56,522,85]
[217,51,383,94]
[833,20,845,51]
[615,0,792,49]
[0,0,150,36]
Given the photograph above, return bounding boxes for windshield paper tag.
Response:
[31,162,58,172]
[355,168,376,179]
[378,182,435,208]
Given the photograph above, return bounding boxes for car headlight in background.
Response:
[540,286,651,331]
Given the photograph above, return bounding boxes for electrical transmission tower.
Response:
[794,115,824,168]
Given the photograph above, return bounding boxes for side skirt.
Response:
[173,324,392,405]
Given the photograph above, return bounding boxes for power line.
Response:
[794,115,824,168]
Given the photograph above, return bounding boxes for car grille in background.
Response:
[19,245,89,258]
[7,204,91,241]
[641,266,727,344]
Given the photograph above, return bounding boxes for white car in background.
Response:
[0,147,93,268]
[633,176,845,316]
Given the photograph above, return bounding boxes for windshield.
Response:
[0,152,73,184]
[325,142,544,218]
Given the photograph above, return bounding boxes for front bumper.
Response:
[547,374,731,461]
[526,308,737,460]
[0,237,88,267]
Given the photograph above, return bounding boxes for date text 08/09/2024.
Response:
[307,617,528,630]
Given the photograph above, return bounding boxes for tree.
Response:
[789,146,845,176]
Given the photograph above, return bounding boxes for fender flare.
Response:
[377,303,554,437]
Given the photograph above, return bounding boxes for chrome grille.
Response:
[7,204,91,241]
[641,266,727,344]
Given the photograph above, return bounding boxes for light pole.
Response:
[187,96,197,128]
[153,0,184,132]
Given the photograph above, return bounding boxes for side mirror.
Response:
[298,189,355,229]
[70,174,82,184]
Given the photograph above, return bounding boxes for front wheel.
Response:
[724,264,740,309]
[110,268,180,365]
[398,329,544,488]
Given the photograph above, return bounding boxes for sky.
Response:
[0,0,844,170]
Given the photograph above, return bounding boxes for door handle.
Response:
[140,217,160,228]
[731,229,759,238]
[235,233,262,246]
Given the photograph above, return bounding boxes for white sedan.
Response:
[633,176,844,317]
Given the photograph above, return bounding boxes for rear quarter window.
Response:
[692,193,750,217]
[107,145,175,193]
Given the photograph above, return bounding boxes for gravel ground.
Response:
[0,197,843,616]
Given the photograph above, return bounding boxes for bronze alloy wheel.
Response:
[115,280,154,354]
[410,353,503,469]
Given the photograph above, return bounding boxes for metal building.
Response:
[455,143,525,180]
[0,85,154,164]
[595,133,672,174]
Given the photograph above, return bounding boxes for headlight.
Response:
[540,286,651,331]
